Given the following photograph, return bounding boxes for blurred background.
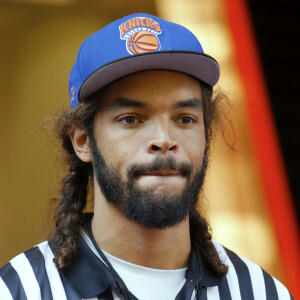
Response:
[0,0,299,297]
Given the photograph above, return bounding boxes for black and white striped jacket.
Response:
[0,234,293,300]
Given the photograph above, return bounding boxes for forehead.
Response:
[98,70,203,110]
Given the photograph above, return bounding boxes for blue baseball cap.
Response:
[68,13,220,108]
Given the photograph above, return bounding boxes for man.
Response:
[0,13,293,300]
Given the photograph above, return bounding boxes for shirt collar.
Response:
[49,233,222,298]
[186,245,222,287]
[49,234,115,298]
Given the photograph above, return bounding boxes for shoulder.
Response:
[0,240,66,300]
[212,240,293,300]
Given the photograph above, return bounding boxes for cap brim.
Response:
[79,51,220,101]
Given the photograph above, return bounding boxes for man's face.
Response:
[91,70,207,228]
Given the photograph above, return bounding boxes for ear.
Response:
[69,126,92,163]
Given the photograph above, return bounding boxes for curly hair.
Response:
[52,80,228,277]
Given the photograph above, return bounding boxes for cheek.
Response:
[95,126,143,173]
[178,126,206,166]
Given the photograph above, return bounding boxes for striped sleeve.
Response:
[273,276,292,299]
[212,242,242,300]
[0,276,13,300]
[232,253,266,300]
[38,242,67,300]
[225,248,255,300]
[262,269,279,300]
[24,245,53,300]
[9,252,42,299]
[0,262,28,300]
[0,241,68,300]
[212,241,293,300]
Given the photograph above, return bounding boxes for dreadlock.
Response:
[51,79,228,277]
[52,98,99,270]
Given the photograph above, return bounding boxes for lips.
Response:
[127,157,193,180]
[139,170,181,176]
[134,168,187,192]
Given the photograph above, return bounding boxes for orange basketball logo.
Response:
[128,31,159,54]
[119,17,162,55]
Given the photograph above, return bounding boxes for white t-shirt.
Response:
[80,228,187,300]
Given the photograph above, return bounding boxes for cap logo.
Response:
[119,17,162,55]
[69,86,75,102]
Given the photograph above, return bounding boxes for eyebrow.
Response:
[107,97,203,111]
[173,98,203,110]
[107,97,148,111]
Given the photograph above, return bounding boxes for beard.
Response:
[90,135,208,229]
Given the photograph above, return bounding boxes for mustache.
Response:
[127,157,193,180]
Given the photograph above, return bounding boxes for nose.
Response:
[147,120,178,154]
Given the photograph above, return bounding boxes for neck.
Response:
[91,184,191,270]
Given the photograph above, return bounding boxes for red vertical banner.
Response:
[222,0,300,297]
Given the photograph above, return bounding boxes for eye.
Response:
[117,115,142,125]
[123,116,137,124]
[177,116,196,125]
